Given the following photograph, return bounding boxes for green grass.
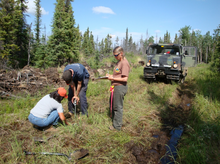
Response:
[0,60,220,163]
[177,63,220,164]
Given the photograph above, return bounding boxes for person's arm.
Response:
[58,112,69,125]
[106,73,128,82]
[72,81,82,103]
[69,81,78,103]
[109,76,128,82]
[75,81,82,97]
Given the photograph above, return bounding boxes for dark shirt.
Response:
[64,63,90,82]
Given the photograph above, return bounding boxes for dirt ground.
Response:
[0,65,194,163]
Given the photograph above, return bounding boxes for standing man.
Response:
[106,46,130,131]
[62,63,90,117]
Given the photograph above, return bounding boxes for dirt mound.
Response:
[0,65,65,98]
[0,64,102,98]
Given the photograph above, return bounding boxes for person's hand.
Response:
[72,96,80,105]
[106,74,114,81]
[65,120,69,125]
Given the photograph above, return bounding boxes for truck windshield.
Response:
[148,46,180,55]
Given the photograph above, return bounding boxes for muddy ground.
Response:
[0,65,194,164]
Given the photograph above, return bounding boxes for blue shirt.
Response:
[64,63,90,82]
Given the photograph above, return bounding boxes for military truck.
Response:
[144,43,197,83]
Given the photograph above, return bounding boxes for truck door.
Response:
[182,46,197,68]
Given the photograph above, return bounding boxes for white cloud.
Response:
[26,0,49,15]
[155,30,161,33]
[92,6,115,14]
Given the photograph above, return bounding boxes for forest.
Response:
[0,0,220,71]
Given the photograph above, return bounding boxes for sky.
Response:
[25,0,220,44]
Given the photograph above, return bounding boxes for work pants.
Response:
[68,78,89,116]
[110,85,127,130]
[28,110,60,127]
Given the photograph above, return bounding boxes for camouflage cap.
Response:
[62,70,72,84]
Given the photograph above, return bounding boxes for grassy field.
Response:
[0,56,220,163]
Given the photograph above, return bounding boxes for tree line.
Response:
[0,0,220,71]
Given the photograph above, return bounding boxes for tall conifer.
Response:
[34,0,41,44]
[47,0,79,66]
[0,0,28,68]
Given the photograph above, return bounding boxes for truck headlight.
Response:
[147,62,150,66]
[173,64,178,68]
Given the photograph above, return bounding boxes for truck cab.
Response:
[144,43,197,83]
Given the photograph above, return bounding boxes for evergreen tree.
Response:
[104,34,112,55]
[212,25,220,70]
[203,31,212,63]
[139,35,144,55]
[34,0,41,44]
[94,50,99,69]
[0,0,28,68]
[89,31,95,55]
[115,36,119,47]
[179,25,191,46]
[196,30,204,63]
[66,1,80,61]
[173,34,179,44]
[82,27,90,56]
[46,0,79,67]
[124,28,128,52]
[148,36,154,44]
[99,39,104,55]
[164,31,171,43]
[190,30,197,46]
[34,36,48,68]
[159,37,163,43]
[15,0,28,67]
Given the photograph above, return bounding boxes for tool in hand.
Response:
[73,98,77,118]
[92,76,108,81]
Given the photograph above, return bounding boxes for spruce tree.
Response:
[47,0,79,67]
[89,31,95,55]
[82,27,90,56]
[0,0,28,68]
[99,39,104,55]
[14,0,28,67]
[34,0,41,44]
[104,34,112,55]
[173,34,179,44]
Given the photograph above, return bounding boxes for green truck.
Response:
[144,43,197,83]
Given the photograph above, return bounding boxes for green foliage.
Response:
[82,28,95,56]
[34,42,49,68]
[179,25,191,46]
[46,0,79,67]
[212,25,220,70]
[178,64,220,164]
[34,0,41,44]
[94,50,99,68]
[0,0,28,68]
[164,30,171,43]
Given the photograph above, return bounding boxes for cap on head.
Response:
[57,87,68,98]
[62,70,72,84]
